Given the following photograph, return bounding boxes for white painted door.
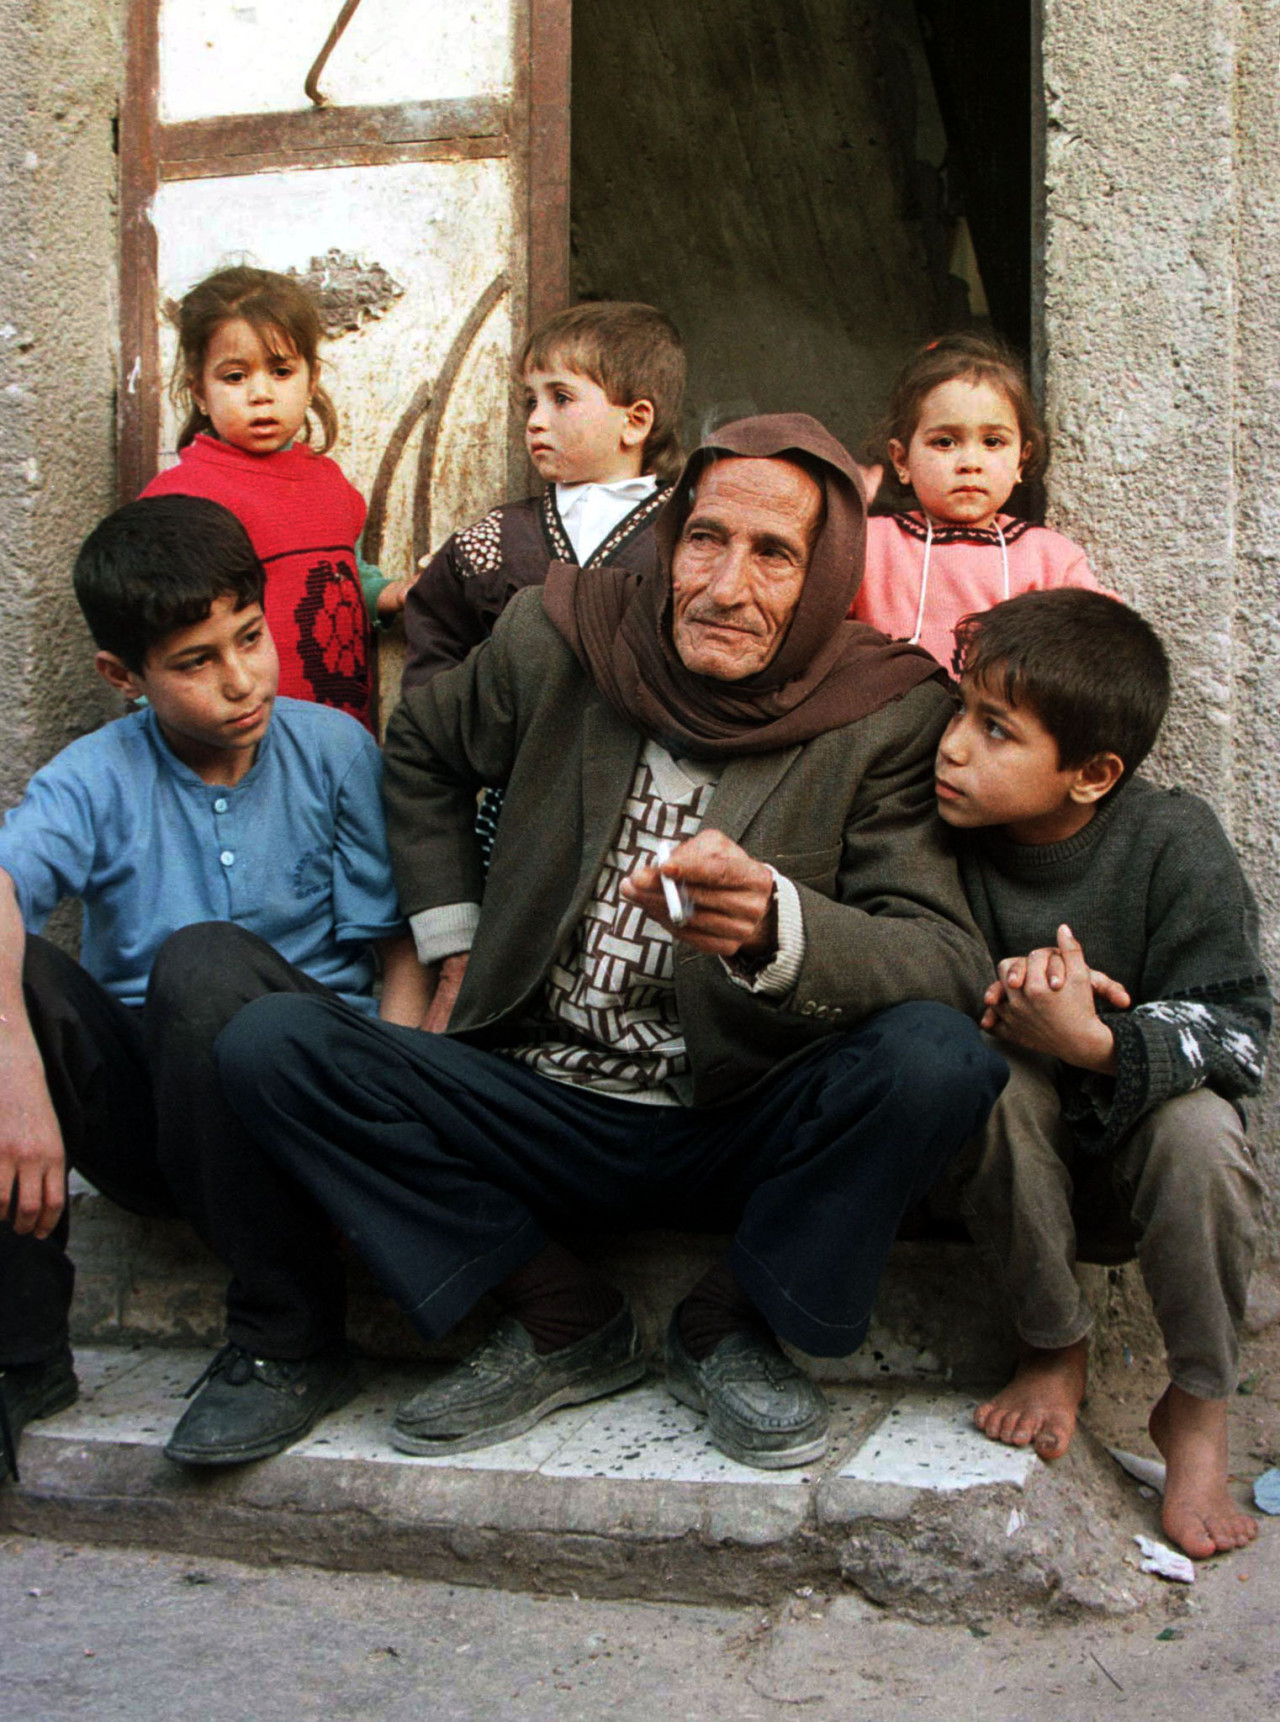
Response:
[119,0,570,713]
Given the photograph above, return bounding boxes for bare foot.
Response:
[974,1339,1088,1460]
[1148,1384,1258,1559]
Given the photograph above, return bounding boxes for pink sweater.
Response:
[851,512,1100,674]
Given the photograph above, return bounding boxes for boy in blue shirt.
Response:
[0,495,426,1479]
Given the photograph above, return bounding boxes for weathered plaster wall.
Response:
[0,0,122,810]
[1041,0,1280,1204]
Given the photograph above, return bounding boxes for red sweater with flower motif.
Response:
[143,434,372,730]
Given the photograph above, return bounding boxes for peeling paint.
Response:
[286,248,404,339]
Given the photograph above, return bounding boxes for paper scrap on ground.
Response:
[1253,1468,1280,1515]
[1134,1534,1195,1584]
[1108,1447,1167,1494]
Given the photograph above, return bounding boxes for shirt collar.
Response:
[555,474,657,516]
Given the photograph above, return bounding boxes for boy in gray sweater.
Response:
[935,589,1269,1560]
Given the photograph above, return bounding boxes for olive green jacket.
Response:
[382,589,991,1107]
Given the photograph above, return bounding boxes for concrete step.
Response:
[1,1344,1157,1621]
[63,1184,1018,1386]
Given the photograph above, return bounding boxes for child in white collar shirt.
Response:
[402,301,685,688]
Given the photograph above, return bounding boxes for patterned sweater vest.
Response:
[144,435,373,730]
[509,757,716,1100]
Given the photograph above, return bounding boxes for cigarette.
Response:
[655,840,695,926]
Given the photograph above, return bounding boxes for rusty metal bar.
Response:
[525,0,572,332]
[305,0,367,107]
[160,96,510,170]
[160,134,508,185]
[117,0,162,502]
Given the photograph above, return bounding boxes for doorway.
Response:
[570,0,1032,460]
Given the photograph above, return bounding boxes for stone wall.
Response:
[0,0,123,801]
[1040,0,1280,1218]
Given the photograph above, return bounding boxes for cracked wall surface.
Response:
[0,0,124,805]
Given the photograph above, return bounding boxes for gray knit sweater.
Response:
[956,777,1271,1156]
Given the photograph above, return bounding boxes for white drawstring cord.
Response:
[909,518,1010,645]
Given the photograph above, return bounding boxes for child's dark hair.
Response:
[520,302,686,480]
[872,331,1047,504]
[168,265,338,453]
[74,495,266,673]
[956,589,1171,784]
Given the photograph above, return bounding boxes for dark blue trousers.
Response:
[0,926,347,1366]
[217,998,1006,1358]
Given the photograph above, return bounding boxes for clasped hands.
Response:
[982,922,1127,1074]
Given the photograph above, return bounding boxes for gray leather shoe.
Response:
[392,1305,646,1456]
[664,1314,829,1469]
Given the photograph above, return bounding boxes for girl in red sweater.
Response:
[144,266,409,730]
[851,334,1100,673]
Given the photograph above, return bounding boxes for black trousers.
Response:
[0,924,349,1367]
[218,997,1008,1359]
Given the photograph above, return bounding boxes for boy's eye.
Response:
[983,717,1009,741]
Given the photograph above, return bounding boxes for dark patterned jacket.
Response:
[383,589,992,1108]
[401,487,671,689]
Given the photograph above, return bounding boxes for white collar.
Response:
[556,474,657,512]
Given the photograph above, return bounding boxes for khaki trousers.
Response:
[954,1044,1262,1399]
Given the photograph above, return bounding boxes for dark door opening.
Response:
[570,0,1032,459]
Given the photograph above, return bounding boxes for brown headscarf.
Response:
[543,412,943,756]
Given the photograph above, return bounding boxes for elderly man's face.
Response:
[670,457,822,681]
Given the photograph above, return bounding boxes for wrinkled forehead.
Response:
[687,454,824,543]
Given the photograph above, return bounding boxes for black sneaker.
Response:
[163,1340,359,1467]
[0,1349,79,1484]
[664,1313,829,1470]
[392,1305,646,1456]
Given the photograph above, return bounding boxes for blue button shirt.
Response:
[0,698,404,1009]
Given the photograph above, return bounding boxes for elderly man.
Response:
[217,414,1006,1469]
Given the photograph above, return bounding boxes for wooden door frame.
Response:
[116,0,571,502]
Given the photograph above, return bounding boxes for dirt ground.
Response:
[3,1519,1278,1722]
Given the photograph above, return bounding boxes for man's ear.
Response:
[1068,751,1124,805]
[95,650,147,703]
[621,397,655,450]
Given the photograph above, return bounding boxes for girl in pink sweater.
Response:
[852,334,1100,673]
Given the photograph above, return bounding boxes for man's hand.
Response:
[981,924,1117,1072]
[620,829,777,961]
[0,1050,67,1239]
[421,951,470,1034]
